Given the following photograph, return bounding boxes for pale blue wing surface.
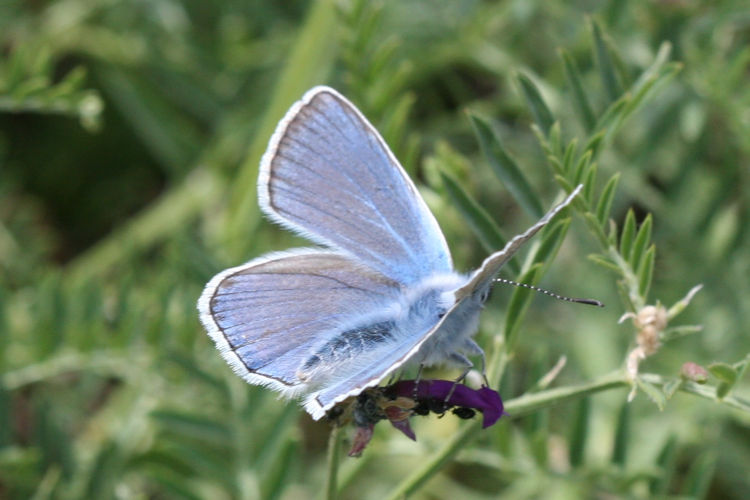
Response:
[198,249,401,393]
[258,86,452,285]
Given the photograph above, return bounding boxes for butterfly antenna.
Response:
[493,278,604,307]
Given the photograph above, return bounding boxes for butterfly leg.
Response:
[462,338,490,387]
[444,352,474,404]
[413,363,425,399]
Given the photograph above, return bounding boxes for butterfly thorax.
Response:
[296,272,473,383]
[401,272,485,368]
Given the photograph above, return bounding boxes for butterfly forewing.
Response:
[259,87,452,285]
[454,185,582,301]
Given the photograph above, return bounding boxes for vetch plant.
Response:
[328,380,505,457]
[2,3,749,500]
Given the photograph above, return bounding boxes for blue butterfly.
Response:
[198,86,582,420]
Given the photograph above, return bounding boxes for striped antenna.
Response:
[493,278,604,307]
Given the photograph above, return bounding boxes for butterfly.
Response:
[198,86,582,420]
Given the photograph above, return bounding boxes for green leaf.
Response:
[596,173,620,226]
[619,209,636,258]
[572,150,592,186]
[592,44,680,149]
[469,114,544,218]
[47,66,87,98]
[97,68,201,175]
[548,122,562,157]
[650,435,678,496]
[663,379,682,399]
[553,174,575,194]
[438,169,518,274]
[560,49,596,132]
[530,410,550,467]
[85,442,122,499]
[261,438,298,500]
[593,94,629,138]
[587,253,622,274]
[569,397,590,467]
[368,37,402,83]
[150,411,231,445]
[682,452,716,499]
[609,40,633,90]
[516,73,555,137]
[608,219,619,246]
[611,402,630,465]
[660,325,704,342]
[582,163,597,203]
[256,404,298,469]
[708,362,738,386]
[530,218,571,269]
[546,154,565,177]
[631,41,673,96]
[165,352,226,394]
[630,214,652,269]
[716,382,732,400]
[561,139,578,177]
[380,92,416,159]
[637,245,655,299]
[590,18,623,103]
[583,129,606,159]
[732,354,750,381]
[636,378,666,410]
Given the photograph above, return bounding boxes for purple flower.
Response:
[329,379,505,456]
[388,380,505,428]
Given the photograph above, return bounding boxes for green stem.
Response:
[504,370,626,416]
[640,374,750,413]
[608,247,644,310]
[325,426,342,500]
[385,419,482,500]
[385,370,627,499]
[384,368,750,498]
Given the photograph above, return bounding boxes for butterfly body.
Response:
[198,86,582,420]
[296,273,464,378]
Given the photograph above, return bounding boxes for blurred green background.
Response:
[1,0,749,498]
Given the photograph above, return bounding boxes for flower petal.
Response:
[348,424,375,457]
[389,417,417,441]
[388,380,505,428]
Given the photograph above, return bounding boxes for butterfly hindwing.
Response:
[198,249,402,394]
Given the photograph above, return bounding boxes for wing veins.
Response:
[279,115,418,261]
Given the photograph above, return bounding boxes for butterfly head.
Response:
[473,280,494,307]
